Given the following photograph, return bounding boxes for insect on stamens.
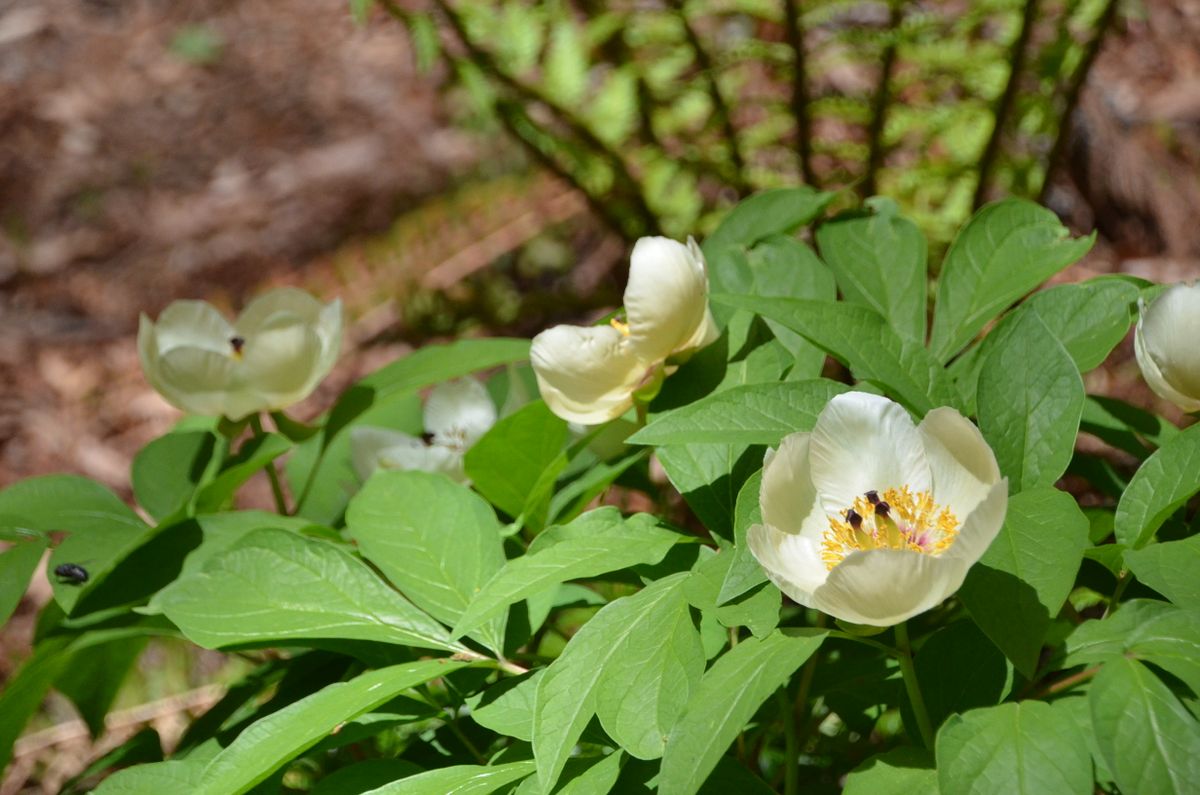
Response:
[229,336,246,355]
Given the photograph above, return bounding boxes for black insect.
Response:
[54,563,89,585]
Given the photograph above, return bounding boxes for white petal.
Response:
[813,549,967,626]
[531,324,648,425]
[150,300,235,355]
[155,347,250,417]
[379,440,467,483]
[942,479,1008,567]
[350,427,422,481]
[235,287,327,332]
[747,523,830,605]
[1136,288,1200,412]
[240,320,324,407]
[425,377,497,449]
[624,236,713,362]
[918,407,1001,520]
[808,392,930,516]
[761,433,823,536]
[314,298,344,379]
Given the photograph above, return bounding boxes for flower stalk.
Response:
[894,622,935,749]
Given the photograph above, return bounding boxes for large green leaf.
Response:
[468,670,543,741]
[451,509,678,640]
[656,442,761,542]
[132,430,219,520]
[713,294,955,415]
[533,575,696,791]
[193,659,475,795]
[976,313,1084,493]
[928,198,1094,362]
[843,748,936,795]
[347,471,507,654]
[1124,535,1200,606]
[743,235,836,373]
[371,761,536,794]
[658,629,826,795]
[1089,657,1200,795]
[0,475,152,615]
[815,199,927,343]
[1079,395,1179,459]
[93,760,204,794]
[1114,423,1200,548]
[958,488,1088,677]
[703,187,833,252]
[630,380,847,447]
[1064,600,1200,694]
[193,432,292,513]
[914,621,1008,729]
[465,400,569,525]
[717,469,767,604]
[936,701,1091,795]
[156,527,461,652]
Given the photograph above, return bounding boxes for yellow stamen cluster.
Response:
[820,486,959,570]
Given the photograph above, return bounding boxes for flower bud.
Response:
[138,287,342,419]
[1134,283,1200,412]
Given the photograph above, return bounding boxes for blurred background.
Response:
[1,0,1199,789]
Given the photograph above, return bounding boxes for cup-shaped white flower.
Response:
[139,288,342,420]
[748,392,1008,627]
[531,236,719,424]
[1135,283,1200,412]
[351,377,497,484]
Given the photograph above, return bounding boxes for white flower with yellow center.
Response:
[748,392,1008,627]
[138,287,342,420]
[350,377,497,485]
[530,236,719,425]
[1135,283,1200,412]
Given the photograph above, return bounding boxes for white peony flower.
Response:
[350,377,497,484]
[748,392,1008,627]
[138,287,342,420]
[530,236,719,424]
[1134,283,1200,412]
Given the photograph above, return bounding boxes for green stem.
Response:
[1104,570,1131,617]
[894,622,935,749]
[250,414,289,515]
[777,688,799,795]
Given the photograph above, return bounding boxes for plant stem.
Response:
[777,688,799,795]
[782,0,816,185]
[894,622,935,749]
[1104,570,1131,617]
[250,414,289,515]
[862,0,904,198]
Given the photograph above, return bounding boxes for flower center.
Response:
[820,487,959,570]
[229,336,246,359]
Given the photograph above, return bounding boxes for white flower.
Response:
[350,377,497,484]
[138,287,342,420]
[530,236,719,424]
[748,392,1007,627]
[1134,283,1200,412]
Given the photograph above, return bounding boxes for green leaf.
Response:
[703,188,834,252]
[469,670,543,741]
[56,635,148,736]
[928,198,1095,362]
[915,621,1008,730]
[936,701,1091,795]
[1080,395,1178,458]
[93,760,204,794]
[1124,536,1200,606]
[193,433,292,513]
[843,747,936,795]
[594,578,705,759]
[544,20,588,106]
[958,488,1088,677]
[815,201,928,343]
[270,411,321,443]
[452,509,678,640]
[156,527,461,653]
[310,760,423,795]
[717,469,767,604]
[370,761,536,794]
[1089,657,1200,795]
[132,430,218,520]
[976,313,1084,493]
[1065,600,1200,694]
[465,400,569,522]
[0,475,152,615]
[713,294,955,415]
[514,752,623,795]
[347,471,507,653]
[0,536,47,626]
[193,659,475,795]
[630,380,848,447]
[534,574,696,790]
[658,629,826,795]
[656,443,761,541]
[1114,423,1200,548]
[744,235,837,373]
